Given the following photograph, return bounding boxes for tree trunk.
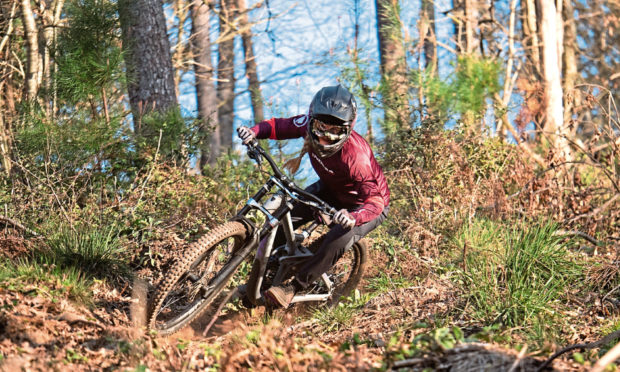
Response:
[172,0,190,93]
[496,0,519,141]
[452,0,465,53]
[191,0,220,167]
[41,0,65,117]
[540,0,571,161]
[464,0,477,54]
[118,0,178,138]
[479,0,496,56]
[452,0,480,54]
[0,1,17,175]
[522,0,542,79]
[217,0,236,150]
[418,0,436,117]
[237,0,263,124]
[420,0,436,72]
[375,0,409,131]
[352,0,373,144]
[21,0,40,101]
[562,0,580,137]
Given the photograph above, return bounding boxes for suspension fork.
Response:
[236,178,276,219]
[244,193,296,305]
[246,226,279,304]
[198,234,257,301]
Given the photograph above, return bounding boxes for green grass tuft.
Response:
[312,291,371,333]
[455,219,582,342]
[41,225,129,281]
[0,259,92,304]
[366,272,414,293]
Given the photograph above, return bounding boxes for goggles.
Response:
[312,118,347,136]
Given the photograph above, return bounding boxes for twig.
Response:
[202,287,239,337]
[0,215,39,237]
[557,133,620,193]
[392,357,430,369]
[55,313,105,330]
[508,161,606,200]
[0,2,17,53]
[601,283,620,306]
[566,193,620,224]
[508,344,528,372]
[286,318,318,333]
[554,230,600,246]
[462,240,468,272]
[11,158,74,229]
[591,340,620,372]
[536,330,620,371]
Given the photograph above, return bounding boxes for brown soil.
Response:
[0,232,35,260]
[0,234,599,371]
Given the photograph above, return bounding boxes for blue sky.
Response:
[172,0,504,183]
[176,0,457,128]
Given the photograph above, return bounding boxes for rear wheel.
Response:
[307,236,368,306]
[147,221,250,335]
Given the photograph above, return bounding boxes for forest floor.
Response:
[0,231,610,371]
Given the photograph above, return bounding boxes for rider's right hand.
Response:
[238,126,256,145]
[334,209,356,229]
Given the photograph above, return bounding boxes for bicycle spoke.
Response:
[149,224,250,334]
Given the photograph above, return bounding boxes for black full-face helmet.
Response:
[308,84,357,158]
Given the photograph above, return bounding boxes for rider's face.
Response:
[318,136,332,145]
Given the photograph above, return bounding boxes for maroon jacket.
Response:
[250,114,390,226]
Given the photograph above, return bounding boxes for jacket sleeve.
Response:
[347,155,385,225]
[349,181,385,225]
[250,115,308,140]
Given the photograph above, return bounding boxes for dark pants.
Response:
[272,181,388,288]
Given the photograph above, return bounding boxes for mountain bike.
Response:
[147,139,368,335]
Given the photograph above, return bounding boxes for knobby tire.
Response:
[148,221,249,335]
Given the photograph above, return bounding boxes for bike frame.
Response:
[232,141,338,306]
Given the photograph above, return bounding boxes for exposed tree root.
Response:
[536,329,620,371]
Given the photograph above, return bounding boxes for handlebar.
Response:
[243,139,337,216]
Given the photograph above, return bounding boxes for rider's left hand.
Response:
[334,209,355,229]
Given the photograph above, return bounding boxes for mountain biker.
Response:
[237,84,390,308]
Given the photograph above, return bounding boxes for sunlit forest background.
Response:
[0,0,618,370]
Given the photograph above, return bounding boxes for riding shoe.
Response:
[264,284,296,308]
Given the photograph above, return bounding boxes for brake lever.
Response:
[248,149,262,165]
[246,140,262,165]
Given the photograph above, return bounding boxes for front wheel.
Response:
[147,221,250,335]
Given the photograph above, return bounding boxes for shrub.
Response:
[380,124,525,251]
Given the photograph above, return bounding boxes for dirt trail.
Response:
[0,276,586,371]
[0,236,586,371]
